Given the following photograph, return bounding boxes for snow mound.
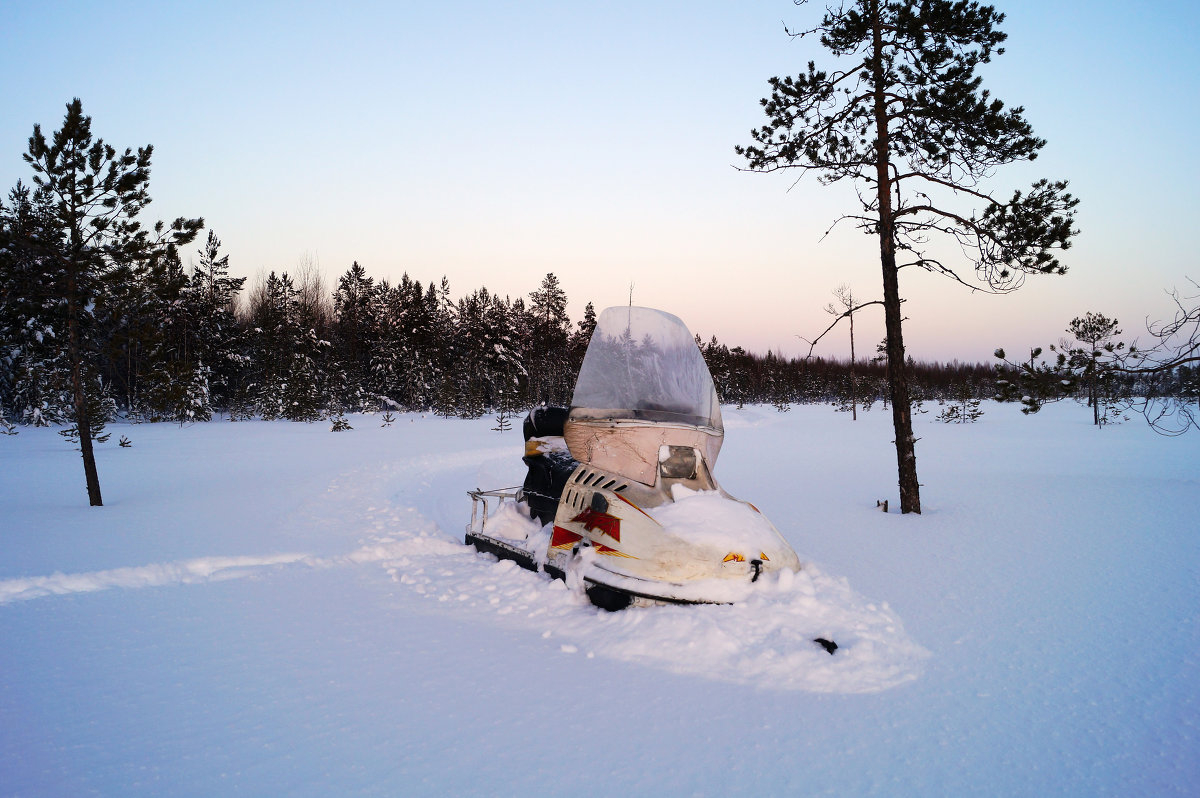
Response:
[380,501,928,694]
[648,485,788,557]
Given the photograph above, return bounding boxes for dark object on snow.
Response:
[814,637,838,655]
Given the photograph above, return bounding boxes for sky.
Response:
[2,0,1197,363]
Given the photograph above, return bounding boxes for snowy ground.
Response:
[1,402,1196,796]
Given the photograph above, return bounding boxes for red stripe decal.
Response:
[570,508,621,542]
[550,526,583,549]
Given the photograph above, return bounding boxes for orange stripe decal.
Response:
[594,543,636,559]
[613,492,653,520]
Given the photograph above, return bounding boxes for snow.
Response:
[1,403,1198,796]
[652,483,790,558]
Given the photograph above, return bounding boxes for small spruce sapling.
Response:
[937,384,984,424]
[327,396,352,432]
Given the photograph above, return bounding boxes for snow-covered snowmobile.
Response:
[467,306,801,610]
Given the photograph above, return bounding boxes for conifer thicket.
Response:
[3,202,1010,425]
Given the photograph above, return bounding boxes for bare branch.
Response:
[799,299,885,358]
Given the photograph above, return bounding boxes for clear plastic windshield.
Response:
[570,306,722,430]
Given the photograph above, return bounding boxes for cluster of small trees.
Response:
[701,339,997,413]
[233,266,593,421]
[995,307,1200,435]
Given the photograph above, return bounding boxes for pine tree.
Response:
[1065,312,1125,427]
[738,2,1078,513]
[570,301,598,377]
[246,271,325,421]
[701,335,732,404]
[994,346,1072,414]
[937,382,983,423]
[120,241,214,423]
[189,231,246,413]
[452,289,488,418]
[430,277,459,416]
[527,273,572,405]
[331,261,377,411]
[368,277,406,407]
[997,314,1128,426]
[13,99,203,504]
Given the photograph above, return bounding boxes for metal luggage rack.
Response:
[466,487,522,535]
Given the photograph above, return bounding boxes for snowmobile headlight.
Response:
[659,446,698,479]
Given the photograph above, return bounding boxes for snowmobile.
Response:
[466,306,801,610]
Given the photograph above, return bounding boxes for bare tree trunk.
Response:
[871,0,920,513]
[849,306,857,421]
[880,252,920,513]
[67,269,103,506]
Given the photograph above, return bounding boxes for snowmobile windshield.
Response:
[571,306,722,430]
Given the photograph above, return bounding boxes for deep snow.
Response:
[1,403,1197,796]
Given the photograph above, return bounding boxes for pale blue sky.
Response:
[2,1,1197,362]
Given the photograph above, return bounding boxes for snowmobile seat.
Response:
[520,407,576,526]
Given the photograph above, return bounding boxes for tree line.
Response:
[1,187,1008,431]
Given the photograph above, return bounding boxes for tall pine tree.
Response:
[13,99,203,504]
[738,2,1078,513]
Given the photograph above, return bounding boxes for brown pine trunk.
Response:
[880,250,920,513]
[870,0,921,514]
[66,268,103,506]
[849,307,857,421]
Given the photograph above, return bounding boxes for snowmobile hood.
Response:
[570,307,722,432]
